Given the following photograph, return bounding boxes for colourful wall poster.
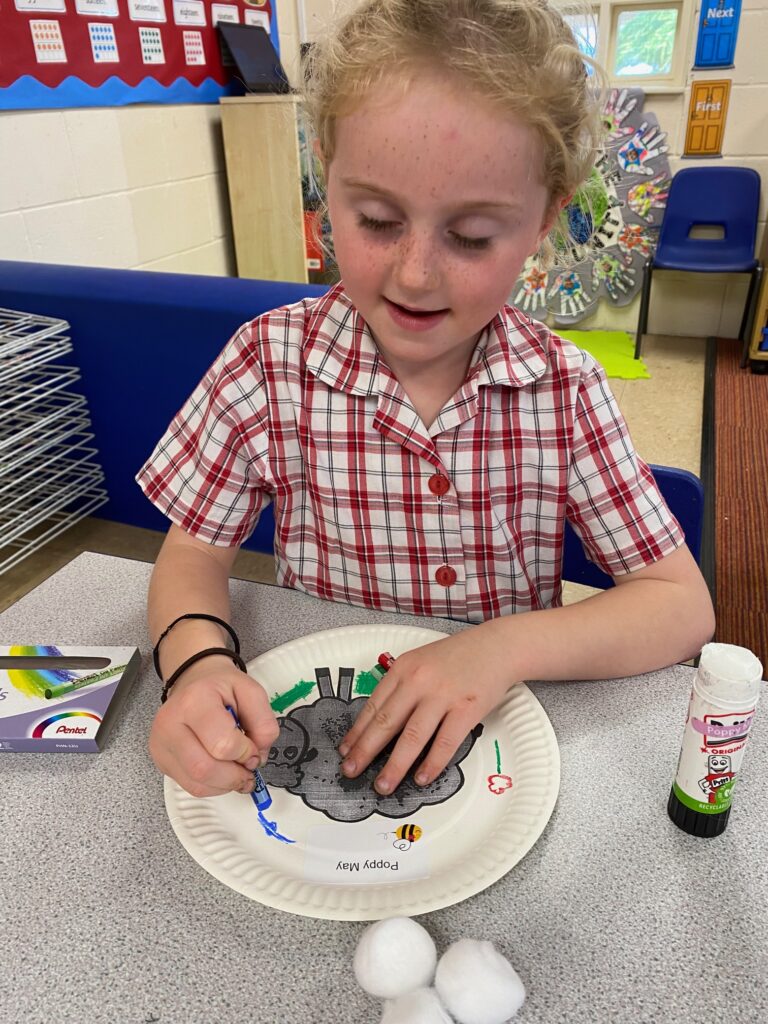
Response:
[0,0,278,110]
[694,0,742,69]
[684,79,731,157]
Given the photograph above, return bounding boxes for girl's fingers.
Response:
[232,675,281,761]
[339,684,415,779]
[369,704,445,795]
[338,672,399,757]
[153,722,256,797]
[190,702,261,766]
[153,671,281,795]
[404,708,480,788]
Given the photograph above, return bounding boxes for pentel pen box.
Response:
[0,645,141,752]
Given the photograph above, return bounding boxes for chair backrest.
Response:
[655,167,760,270]
[562,464,704,589]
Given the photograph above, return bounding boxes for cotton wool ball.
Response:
[354,917,438,1000]
[434,938,525,1024]
[380,987,454,1024]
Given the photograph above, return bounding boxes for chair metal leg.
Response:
[739,265,762,368]
[634,260,653,359]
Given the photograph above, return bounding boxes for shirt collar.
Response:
[303,283,549,396]
[469,307,549,389]
[303,284,382,396]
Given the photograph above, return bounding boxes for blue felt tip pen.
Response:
[225,704,272,812]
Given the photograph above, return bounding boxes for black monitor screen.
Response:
[217,24,291,94]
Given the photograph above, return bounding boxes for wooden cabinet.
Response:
[220,95,308,284]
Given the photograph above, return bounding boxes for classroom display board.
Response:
[0,0,277,110]
[512,87,672,326]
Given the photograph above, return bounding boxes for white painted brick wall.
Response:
[0,103,235,276]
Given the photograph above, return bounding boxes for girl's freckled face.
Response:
[325,71,556,381]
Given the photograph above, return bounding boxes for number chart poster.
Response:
[1,0,277,111]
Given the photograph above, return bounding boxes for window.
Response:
[613,6,679,76]
[564,11,600,59]
[558,0,694,90]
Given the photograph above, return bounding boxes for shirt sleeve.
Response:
[565,354,685,577]
[135,326,272,547]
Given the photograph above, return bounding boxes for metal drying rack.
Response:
[0,308,108,576]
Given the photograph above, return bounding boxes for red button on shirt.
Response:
[428,473,450,496]
[435,565,457,587]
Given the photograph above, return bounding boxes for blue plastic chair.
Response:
[634,167,761,367]
[562,464,704,589]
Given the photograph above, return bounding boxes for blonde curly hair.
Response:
[303,0,606,265]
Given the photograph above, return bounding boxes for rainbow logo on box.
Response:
[31,710,103,739]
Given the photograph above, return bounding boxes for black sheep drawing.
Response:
[260,666,483,822]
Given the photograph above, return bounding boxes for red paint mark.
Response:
[487,773,513,795]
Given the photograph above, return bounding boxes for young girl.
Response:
[138,0,714,800]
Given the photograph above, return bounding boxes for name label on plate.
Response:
[304,822,429,885]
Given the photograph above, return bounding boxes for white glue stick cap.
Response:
[697,642,763,705]
[354,917,438,1000]
[434,938,526,1024]
[380,987,455,1024]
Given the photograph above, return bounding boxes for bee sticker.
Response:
[394,823,423,851]
[378,823,424,851]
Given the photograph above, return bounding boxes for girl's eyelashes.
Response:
[448,231,492,251]
[358,213,397,234]
[357,213,492,251]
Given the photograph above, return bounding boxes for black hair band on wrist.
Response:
[153,613,240,681]
[160,647,248,704]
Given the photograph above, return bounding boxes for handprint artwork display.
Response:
[617,224,656,265]
[514,264,549,314]
[591,254,636,303]
[617,123,670,176]
[511,88,670,323]
[548,271,595,320]
[627,174,670,223]
[601,87,638,142]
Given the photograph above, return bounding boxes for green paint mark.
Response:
[494,739,501,774]
[270,679,315,713]
[354,666,385,696]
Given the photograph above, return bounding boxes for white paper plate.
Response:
[165,623,560,920]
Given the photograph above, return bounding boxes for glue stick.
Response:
[668,642,763,837]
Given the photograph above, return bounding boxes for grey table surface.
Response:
[1,552,766,1024]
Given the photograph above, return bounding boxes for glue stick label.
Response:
[672,687,756,815]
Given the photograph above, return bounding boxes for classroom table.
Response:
[1,552,766,1024]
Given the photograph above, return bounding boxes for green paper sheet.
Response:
[557,329,651,380]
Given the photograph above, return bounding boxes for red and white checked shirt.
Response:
[136,283,683,622]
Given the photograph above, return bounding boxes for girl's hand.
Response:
[148,656,280,797]
[338,632,516,795]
